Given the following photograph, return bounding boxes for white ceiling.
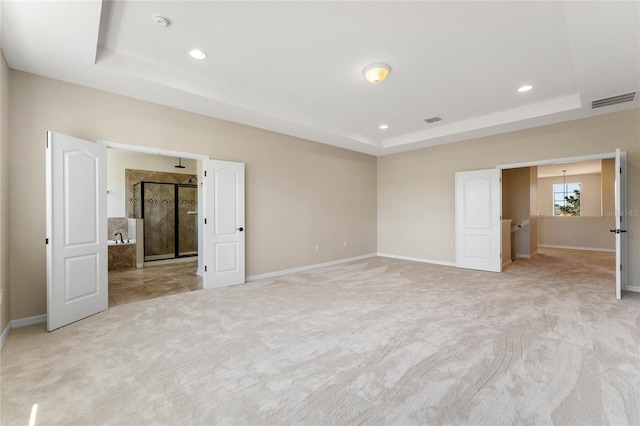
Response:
[1,1,639,156]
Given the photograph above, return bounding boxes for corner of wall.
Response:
[0,48,12,335]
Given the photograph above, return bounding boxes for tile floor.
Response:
[108,260,202,307]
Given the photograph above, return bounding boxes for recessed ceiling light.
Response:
[189,49,207,60]
[518,85,533,93]
[379,124,389,130]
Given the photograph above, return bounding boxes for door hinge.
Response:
[620,167,622,174]
[204,218,207,224]
[204,170,207,177]
[205,265,207,272]
[46,238,49,244]
[620,264,622,271]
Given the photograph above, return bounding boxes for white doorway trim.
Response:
[101,141,210,161]
[99,140,209,276]
[497,152,616,170]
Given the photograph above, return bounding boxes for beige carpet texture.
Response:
[1,249,639,425]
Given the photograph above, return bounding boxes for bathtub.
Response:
[108,239,136,246]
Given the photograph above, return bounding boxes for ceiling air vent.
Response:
[424,116,442,124]
[591,92,637,109]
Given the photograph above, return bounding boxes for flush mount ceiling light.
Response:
[189,49,207,60]
[153,15,170,27]
[379,124,389,130]
[518,85,533,93]
[363,63,391,84]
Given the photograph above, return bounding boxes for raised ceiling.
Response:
[1,1,639,156]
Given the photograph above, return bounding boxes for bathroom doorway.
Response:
[133,181,199,262]
[106,148,204,307]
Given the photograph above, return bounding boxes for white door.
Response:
[614,149,628,299]
[203,160,245,288]
[455,168,502,272]
[46,132,107,331]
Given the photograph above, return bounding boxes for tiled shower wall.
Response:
[125,169,198,258]
[126,169,196,217]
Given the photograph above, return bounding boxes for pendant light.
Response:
[562,170,567,216]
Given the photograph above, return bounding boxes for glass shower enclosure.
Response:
[132,182,198,262]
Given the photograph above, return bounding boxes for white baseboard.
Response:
[0,314,47,350]
[12,314,47,328]
[377,253,456,267]
[626,286,640,293]
[246,253,378,282]
[0,322,12,350]
[538,244,615,253]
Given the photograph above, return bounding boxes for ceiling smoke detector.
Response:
[153,15,170,27]
[424,116,442,124]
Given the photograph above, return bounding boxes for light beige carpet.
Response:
[1,249,639,425]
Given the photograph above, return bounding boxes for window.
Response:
[553,183,581,216]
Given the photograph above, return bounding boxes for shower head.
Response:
[175,158,186,169]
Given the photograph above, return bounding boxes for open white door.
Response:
[203,160,245,289]
[614,149,628,299]
[46,132,107,331]
[455,168,502,272]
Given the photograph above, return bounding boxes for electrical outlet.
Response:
[315,244,320,251]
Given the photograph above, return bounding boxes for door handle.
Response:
[237,227,244,232]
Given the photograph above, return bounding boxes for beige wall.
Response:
[529,166,538,254]
[378,108,640,286]
[0,50,10,332]
[8,71,377,319]
[502,167,531,259]
[537,216,615,251]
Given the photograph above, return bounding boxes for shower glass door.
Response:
[142,182,176,261]
[177,185,198,257]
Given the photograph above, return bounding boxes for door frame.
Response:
[99,140,209,276]
[498,150,632,296]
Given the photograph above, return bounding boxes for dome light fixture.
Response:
[379,124,389,130]
[518,84,533,93]
[363,63,391,84]
[189,49,207,60]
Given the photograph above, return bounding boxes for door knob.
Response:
[237,227,244,232]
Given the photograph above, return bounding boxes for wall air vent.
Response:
[423,116,442,124]
[591,92,637,109]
